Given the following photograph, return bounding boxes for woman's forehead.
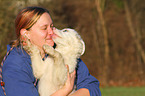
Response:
[36,13,53,27]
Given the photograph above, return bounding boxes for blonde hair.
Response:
[11,6,50,47]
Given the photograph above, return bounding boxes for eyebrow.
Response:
[40,22,53,27]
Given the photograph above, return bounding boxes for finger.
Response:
[70,70,76,80]
[23,42,27,46]
[65,65,70,79]
[71,70,76,76]
[73,70,76,75]
[65,65,69,72]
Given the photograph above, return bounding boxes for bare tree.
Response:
[124,1,145,63]
[124,1,145,77]
[95,0,109,85]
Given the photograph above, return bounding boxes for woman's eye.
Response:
[42,27,47,30]
[63,30,68,32]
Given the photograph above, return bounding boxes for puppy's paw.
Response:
[43,45,55,56]
[30,45,40,53]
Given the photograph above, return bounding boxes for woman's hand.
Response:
[62,65,76,95]
[50,65,76,96]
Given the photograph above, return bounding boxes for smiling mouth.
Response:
[45,37,52,40]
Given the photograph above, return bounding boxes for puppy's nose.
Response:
[53,27,56,30]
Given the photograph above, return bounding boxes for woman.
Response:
[1,6,101,96]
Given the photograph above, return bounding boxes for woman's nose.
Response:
[48,27,54,35]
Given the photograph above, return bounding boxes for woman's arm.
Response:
[74,59,101,96]
[2,48,39,96]
[52,59,101,96]
[51,65,76,96]
[69,88,90,96]
[3,61,39,96]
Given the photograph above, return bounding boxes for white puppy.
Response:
[52,28,85,73]
[24,28,85,96]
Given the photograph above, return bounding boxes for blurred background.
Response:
[0,0,145,95]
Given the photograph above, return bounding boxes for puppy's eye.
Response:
[63,30,68,32]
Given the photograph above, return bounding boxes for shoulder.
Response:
[76,59,101,96]
[2,46,34,84]
[77,59,89,73]
[3,46,31,71]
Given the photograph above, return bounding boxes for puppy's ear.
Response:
[81,40,85,55]
[20,29,30,39]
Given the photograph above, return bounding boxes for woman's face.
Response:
[27,13,54,50]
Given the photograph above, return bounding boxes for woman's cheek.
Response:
[41,32,48,39]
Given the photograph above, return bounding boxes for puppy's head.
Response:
[53,28,85,55]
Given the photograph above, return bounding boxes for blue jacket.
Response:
[0,45,101,96]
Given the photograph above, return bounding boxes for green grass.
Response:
[100,87,145,96]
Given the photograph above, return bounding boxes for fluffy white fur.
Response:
[24,28,85,96]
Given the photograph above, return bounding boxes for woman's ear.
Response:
[20,29,30,39]
[81,40,85,55]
